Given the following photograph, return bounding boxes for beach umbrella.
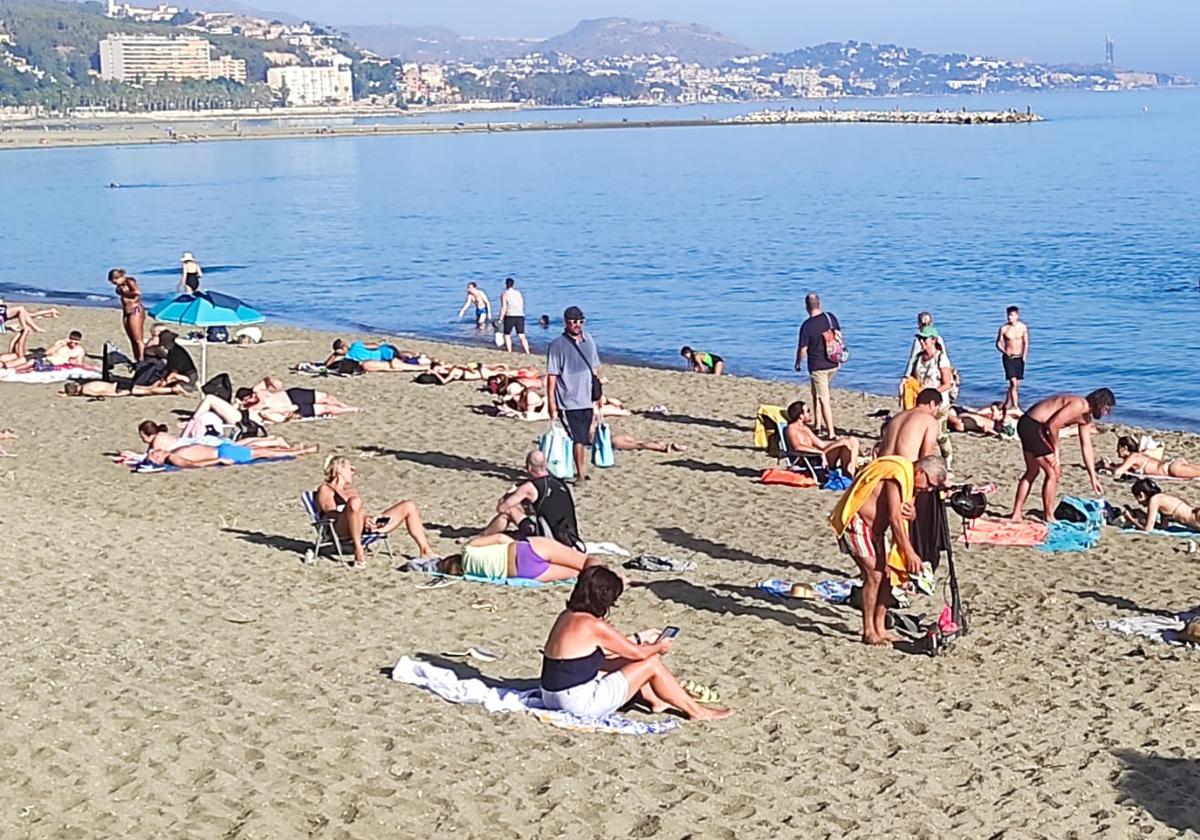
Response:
[149,290,265,382]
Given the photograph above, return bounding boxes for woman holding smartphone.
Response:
[315,455,437,566]
[539,566,733,722]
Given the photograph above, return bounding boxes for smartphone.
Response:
[374,516,389,527]
[657,626,681,643]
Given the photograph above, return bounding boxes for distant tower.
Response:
[1105,36,1115,67]
[106,0,117,17]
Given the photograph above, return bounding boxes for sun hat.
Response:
[181,252,195,262]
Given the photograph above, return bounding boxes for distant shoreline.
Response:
[0,108,1042,152]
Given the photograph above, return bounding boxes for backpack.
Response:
[201,372,232,403]
[526,475,583,550]
[206,326,229,344]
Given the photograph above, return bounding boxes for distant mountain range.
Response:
[341,17,754,66]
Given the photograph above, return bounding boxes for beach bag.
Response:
[234,416,267,441]
[206,326,229,344]
[493,330,504,348]
[539,422,575,480]
[822,313,848,365]
[592,423,615,468]
[201,372,232,403]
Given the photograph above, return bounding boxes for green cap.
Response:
[916,325,940,339]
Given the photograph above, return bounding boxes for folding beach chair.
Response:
[772,419,828,484]
[300,490,394,562]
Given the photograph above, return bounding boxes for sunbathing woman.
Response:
[611,434,685,453]
[1111,436,1200,480]
[539,566,733,722]
[322,340,431,372]
[315,455,437,565]
[137,419,292,454]
[437,533,597,583]
[1124,478,1200,532]
[146,439,317,469]
[946,402,1008,437]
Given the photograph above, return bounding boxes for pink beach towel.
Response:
[961,518,1049,547]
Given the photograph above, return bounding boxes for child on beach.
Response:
[996,306,1028,411]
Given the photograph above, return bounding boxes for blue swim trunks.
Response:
[378,344,397,362]
[216,442,254,465]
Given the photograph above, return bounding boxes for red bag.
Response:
[759,468,817,488]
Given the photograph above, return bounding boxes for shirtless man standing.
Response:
[836,453,947,645]
[996,305,1029,412]
[457,282,492,328]
[1010,388,1115,522]
[877,388,943,460]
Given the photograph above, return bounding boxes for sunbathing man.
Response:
[437,533,598,584]
[3,330,95,371]
[1110,435,1200,480]
[483,450,581,546]
[829,453,948,646]
[1123,478,1200,533]
[63,380,187,399]
[316,455,436,565]
[146,440,317,469]
[784,400,861,476]
[238,384,361,422]
[877,388,943,461]
[1009,389,1115,522]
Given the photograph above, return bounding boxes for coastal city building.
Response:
[98,34,247,83]
[266,60,354,106]
[105,0,181,23]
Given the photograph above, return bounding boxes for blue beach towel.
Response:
[132,456,295,474]
[422,571,573,588]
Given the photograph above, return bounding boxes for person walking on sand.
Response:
[795,293,843,437]
[179,252,203,293]
[109,268,145,362]
[996,305,1028,411]
[546,305,601,483]
[1009,389,1115,522]
[499,277,529,354]
[457,282,492,328]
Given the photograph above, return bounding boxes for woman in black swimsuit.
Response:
[109,268,145,361]
[179,252,202,293]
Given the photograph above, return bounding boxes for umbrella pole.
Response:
[201,337,207,384]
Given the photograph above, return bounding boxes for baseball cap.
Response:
[916,325,940,339]
[563,306,585,321]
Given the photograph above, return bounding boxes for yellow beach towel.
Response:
[753,404,786,449]
[828,456,915,585]
[898,376,921,410]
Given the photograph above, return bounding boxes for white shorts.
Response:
[540,672,629,718]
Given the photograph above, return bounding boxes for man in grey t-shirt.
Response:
[546,305,601,481]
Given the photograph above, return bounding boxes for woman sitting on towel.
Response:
[539,566,733,722]
[437,533,594,583]
[316,455,437,566]
[1123,478,1200,532]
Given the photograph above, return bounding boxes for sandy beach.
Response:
[2,304,1199,838]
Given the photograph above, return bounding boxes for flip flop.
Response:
[417,577,454,590]
[471,601,498,613]
[680,680,721,704]
[442,646,503,662]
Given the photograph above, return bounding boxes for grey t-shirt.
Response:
[546,333,600,411]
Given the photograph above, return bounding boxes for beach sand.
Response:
[2,305,1199,838]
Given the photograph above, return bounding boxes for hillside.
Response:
[339,23,539,63]
[540,17,753,65]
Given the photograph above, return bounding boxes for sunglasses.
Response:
[567,318,585,324]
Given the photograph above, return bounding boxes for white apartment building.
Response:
[99,34,246,83]
[267,60,353,106]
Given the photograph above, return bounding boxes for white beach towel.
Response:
[584,541,632,557]
[1092,611,1200,647]
[390,656,679,736]
[0,367,100,384]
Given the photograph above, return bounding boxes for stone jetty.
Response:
[728,108,1043,125]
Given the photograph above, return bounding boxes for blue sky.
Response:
[273,0,1198,77]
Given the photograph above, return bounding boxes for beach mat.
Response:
[0,366,100,384]
[132,456,295,474]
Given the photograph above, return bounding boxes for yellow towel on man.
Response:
[828,456,914,586]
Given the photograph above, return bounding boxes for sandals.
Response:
[442,646,503,663]
[680,680,721,704]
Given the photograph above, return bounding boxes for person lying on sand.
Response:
[322,339,432,372]
[437,533,597,584]
[540,566,733,722]
[0,299,59,334]
[830,454,947,646]
[1109,435,1200,480]
[63,380,187,399]
[784,400,860,476]
[146,440,317,469]
[315,455,437,566]
[238,383,361,422]
[417,361,520,385]
[1121,478,1200,532]
[612,433,684,453]
[137,419,294,455]
[1,330,97,371]
[495,381,629,422]
[483,450,582,544]
[946,402,1009,437]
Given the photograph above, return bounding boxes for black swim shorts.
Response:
[1003,355,1025,381]
[562,408,595,446]
[286,387,317,418]
[1017,413,1052,458]
[503,316,526,335]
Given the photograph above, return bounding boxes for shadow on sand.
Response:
[656,526,843,577]
[1112,749,1200,834]
[359,445,523,482]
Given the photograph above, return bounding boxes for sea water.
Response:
[1,89,1197,429]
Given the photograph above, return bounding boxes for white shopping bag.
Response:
[539,421,575,479]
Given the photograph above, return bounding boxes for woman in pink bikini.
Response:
[109,268,145,361]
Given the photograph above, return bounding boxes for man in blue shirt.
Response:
[546,305,601,482]
[794,292,842,437]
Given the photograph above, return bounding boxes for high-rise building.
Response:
[267,59,354,106]
[98,34,246,83]
[1105,36,1115,67]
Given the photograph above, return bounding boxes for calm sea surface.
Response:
[2,89,1198,429]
